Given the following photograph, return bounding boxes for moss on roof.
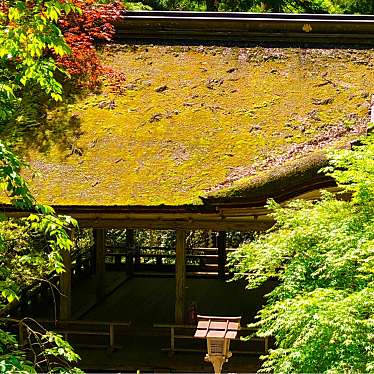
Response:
[26,45,373,207]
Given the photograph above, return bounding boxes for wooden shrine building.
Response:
[3,16,374,349]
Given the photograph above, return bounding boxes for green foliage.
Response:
[130,0,205,10]
[127,0,373,13]
[0,0,100,372]
[0,319,84,373]
[0,327,35,373]
[332,0,374,14]
[324,136,374,204]
[0,0,77,124]
[0,141,33,209]
[123,1,153,9]
[229,134,374,373]
[250,0,340,13]
[108,228,253,249]
[0,141,81,372]
[0,140,77,305]
[0,2,84,370]
[255,0,374,13]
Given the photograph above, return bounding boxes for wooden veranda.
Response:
[5,182,338,326]
[60,225,260,324]
[53,187,332,324]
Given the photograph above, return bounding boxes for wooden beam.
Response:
[3,207,277,232]
[126,229,135,276]
[60,249,72,320]
[94,229,106,300]
[77,218,274,232]
[217,231,226,280]
[175,230,187,324]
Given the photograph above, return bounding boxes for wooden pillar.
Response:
[134,233,141,268]
[91,231,96,275]
[94,228,106,300]
[217,231,227,280]
[175,230,187,323]
[126,229,135,276]
[60,248,72,320]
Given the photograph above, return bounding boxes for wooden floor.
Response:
[72,271,128,318]
[82,275,275,326]
[73,275,275,372]
[25,272,275,371]
[28,271,128,320]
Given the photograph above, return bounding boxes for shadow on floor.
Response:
[72,275,274,372]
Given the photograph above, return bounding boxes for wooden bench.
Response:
[153,323,269,356]
[33,320,131,352]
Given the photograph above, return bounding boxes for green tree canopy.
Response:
[0,1,85,372]
[125,0,374,14]
[0,0,78,120]
[229,135,374,373]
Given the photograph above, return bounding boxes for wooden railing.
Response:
[106,252,218,269]
[153,323,269,356]
[104,246,233,276]
[32,320,131,352]
[7,244,231,319]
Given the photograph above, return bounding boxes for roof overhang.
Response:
[2,183,340,232]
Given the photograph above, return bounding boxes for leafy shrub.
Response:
[229,135,374,373]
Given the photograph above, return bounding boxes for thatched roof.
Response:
[26,45,372,208]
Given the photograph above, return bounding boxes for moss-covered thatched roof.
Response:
[27,45,372,207]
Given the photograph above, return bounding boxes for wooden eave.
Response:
[2,202,273,231]
[2,181,340,232]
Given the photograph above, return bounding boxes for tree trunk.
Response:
[206,0,219,11]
